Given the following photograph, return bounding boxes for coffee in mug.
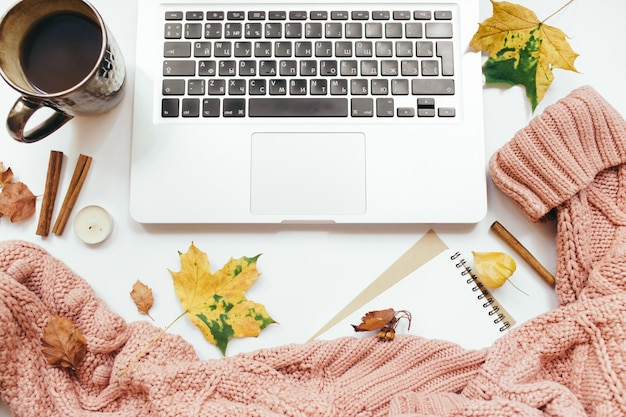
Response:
[0,0,125,143]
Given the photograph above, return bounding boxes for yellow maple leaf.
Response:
[470,0,578,110]
[168,243,275,355]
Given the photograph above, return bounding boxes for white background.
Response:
[1,0,625,414]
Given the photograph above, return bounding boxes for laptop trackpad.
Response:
[250,132,366,216]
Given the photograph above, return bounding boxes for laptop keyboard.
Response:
[161,7,459,119]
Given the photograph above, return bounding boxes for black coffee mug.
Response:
[0,0,125,143]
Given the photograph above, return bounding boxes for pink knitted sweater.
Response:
[1,86,626,416]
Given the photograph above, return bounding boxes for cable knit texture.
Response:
[1,86,626,416]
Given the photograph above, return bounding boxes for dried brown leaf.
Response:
[41,315,87,371]
[0,163,13,187]
[0,181,37,222]
[131,280,155,320]
[352,308,412,341]
[352,308,397,332]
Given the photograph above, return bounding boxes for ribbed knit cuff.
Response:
[489,86,626,222]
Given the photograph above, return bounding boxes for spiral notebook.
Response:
[311,230,516,350]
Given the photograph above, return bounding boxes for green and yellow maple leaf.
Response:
[470,0,578,111]
[169,243,275,355]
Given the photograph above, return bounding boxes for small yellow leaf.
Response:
[472,251,516,288]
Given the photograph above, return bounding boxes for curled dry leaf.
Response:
[472,251,517,288]
[352,308,397,332]
[0,162,13,187]
[131,280,155,320]
[352,308,412,341]
[0,182,37,222]
[0,162,37,222]
[41,315,87,371]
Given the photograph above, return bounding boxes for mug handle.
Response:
[7,96,73,143]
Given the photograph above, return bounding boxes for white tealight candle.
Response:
[73,205,113,244]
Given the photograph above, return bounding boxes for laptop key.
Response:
[194,41,212,57]
[248,11,266,20]
[352,11,369,20]
[249,79,266,95]
[203,98,220,116]
[163,60,195,76]
[425,22,453,38]
[393,11,411,20]
[223,99,246,117]
[234,41,252,57]
[289,11,307,20]
[421,60,439,76]
[187,79,205,95]
[164,23,182,39]
[163,79,185,95]
[310,11,328,20]
[182,98,200,117]
[438,107,456,117]
[412,79,455,95]
[376,98,394,117]
[414,11,431,20]
[434,10,453,20]
[310,79,327,95]
[397,107,415,117]
[249,98,348,116]
[227,11,245,20]
[269,11,287,20]
[206,11,225,20]
[162,98,179,117]
[185,23,203,39]
[372,11,390,20]
[436,41,454,76]
[164,41,191,57]
[331,11,349,20]
[165,11,183,21]
[345,22,362,38]
[269,79,287,95]
[391,79,409,95]
[330,79,348,95]
[351,98,373,117]
[186,11,203,21]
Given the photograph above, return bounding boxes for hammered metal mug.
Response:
[0,0,125,143]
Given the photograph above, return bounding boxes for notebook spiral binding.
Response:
[450,252,515,332]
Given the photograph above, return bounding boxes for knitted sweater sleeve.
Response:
[489,86,626,222]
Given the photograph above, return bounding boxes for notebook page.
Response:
[316,245,509,349]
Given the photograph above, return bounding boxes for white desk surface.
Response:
[1,0,625,414]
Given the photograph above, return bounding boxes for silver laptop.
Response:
[130,0,486,224]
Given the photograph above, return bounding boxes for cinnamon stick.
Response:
[36,150,64,237]
[52,154,92,236]
[490,221,555,287]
